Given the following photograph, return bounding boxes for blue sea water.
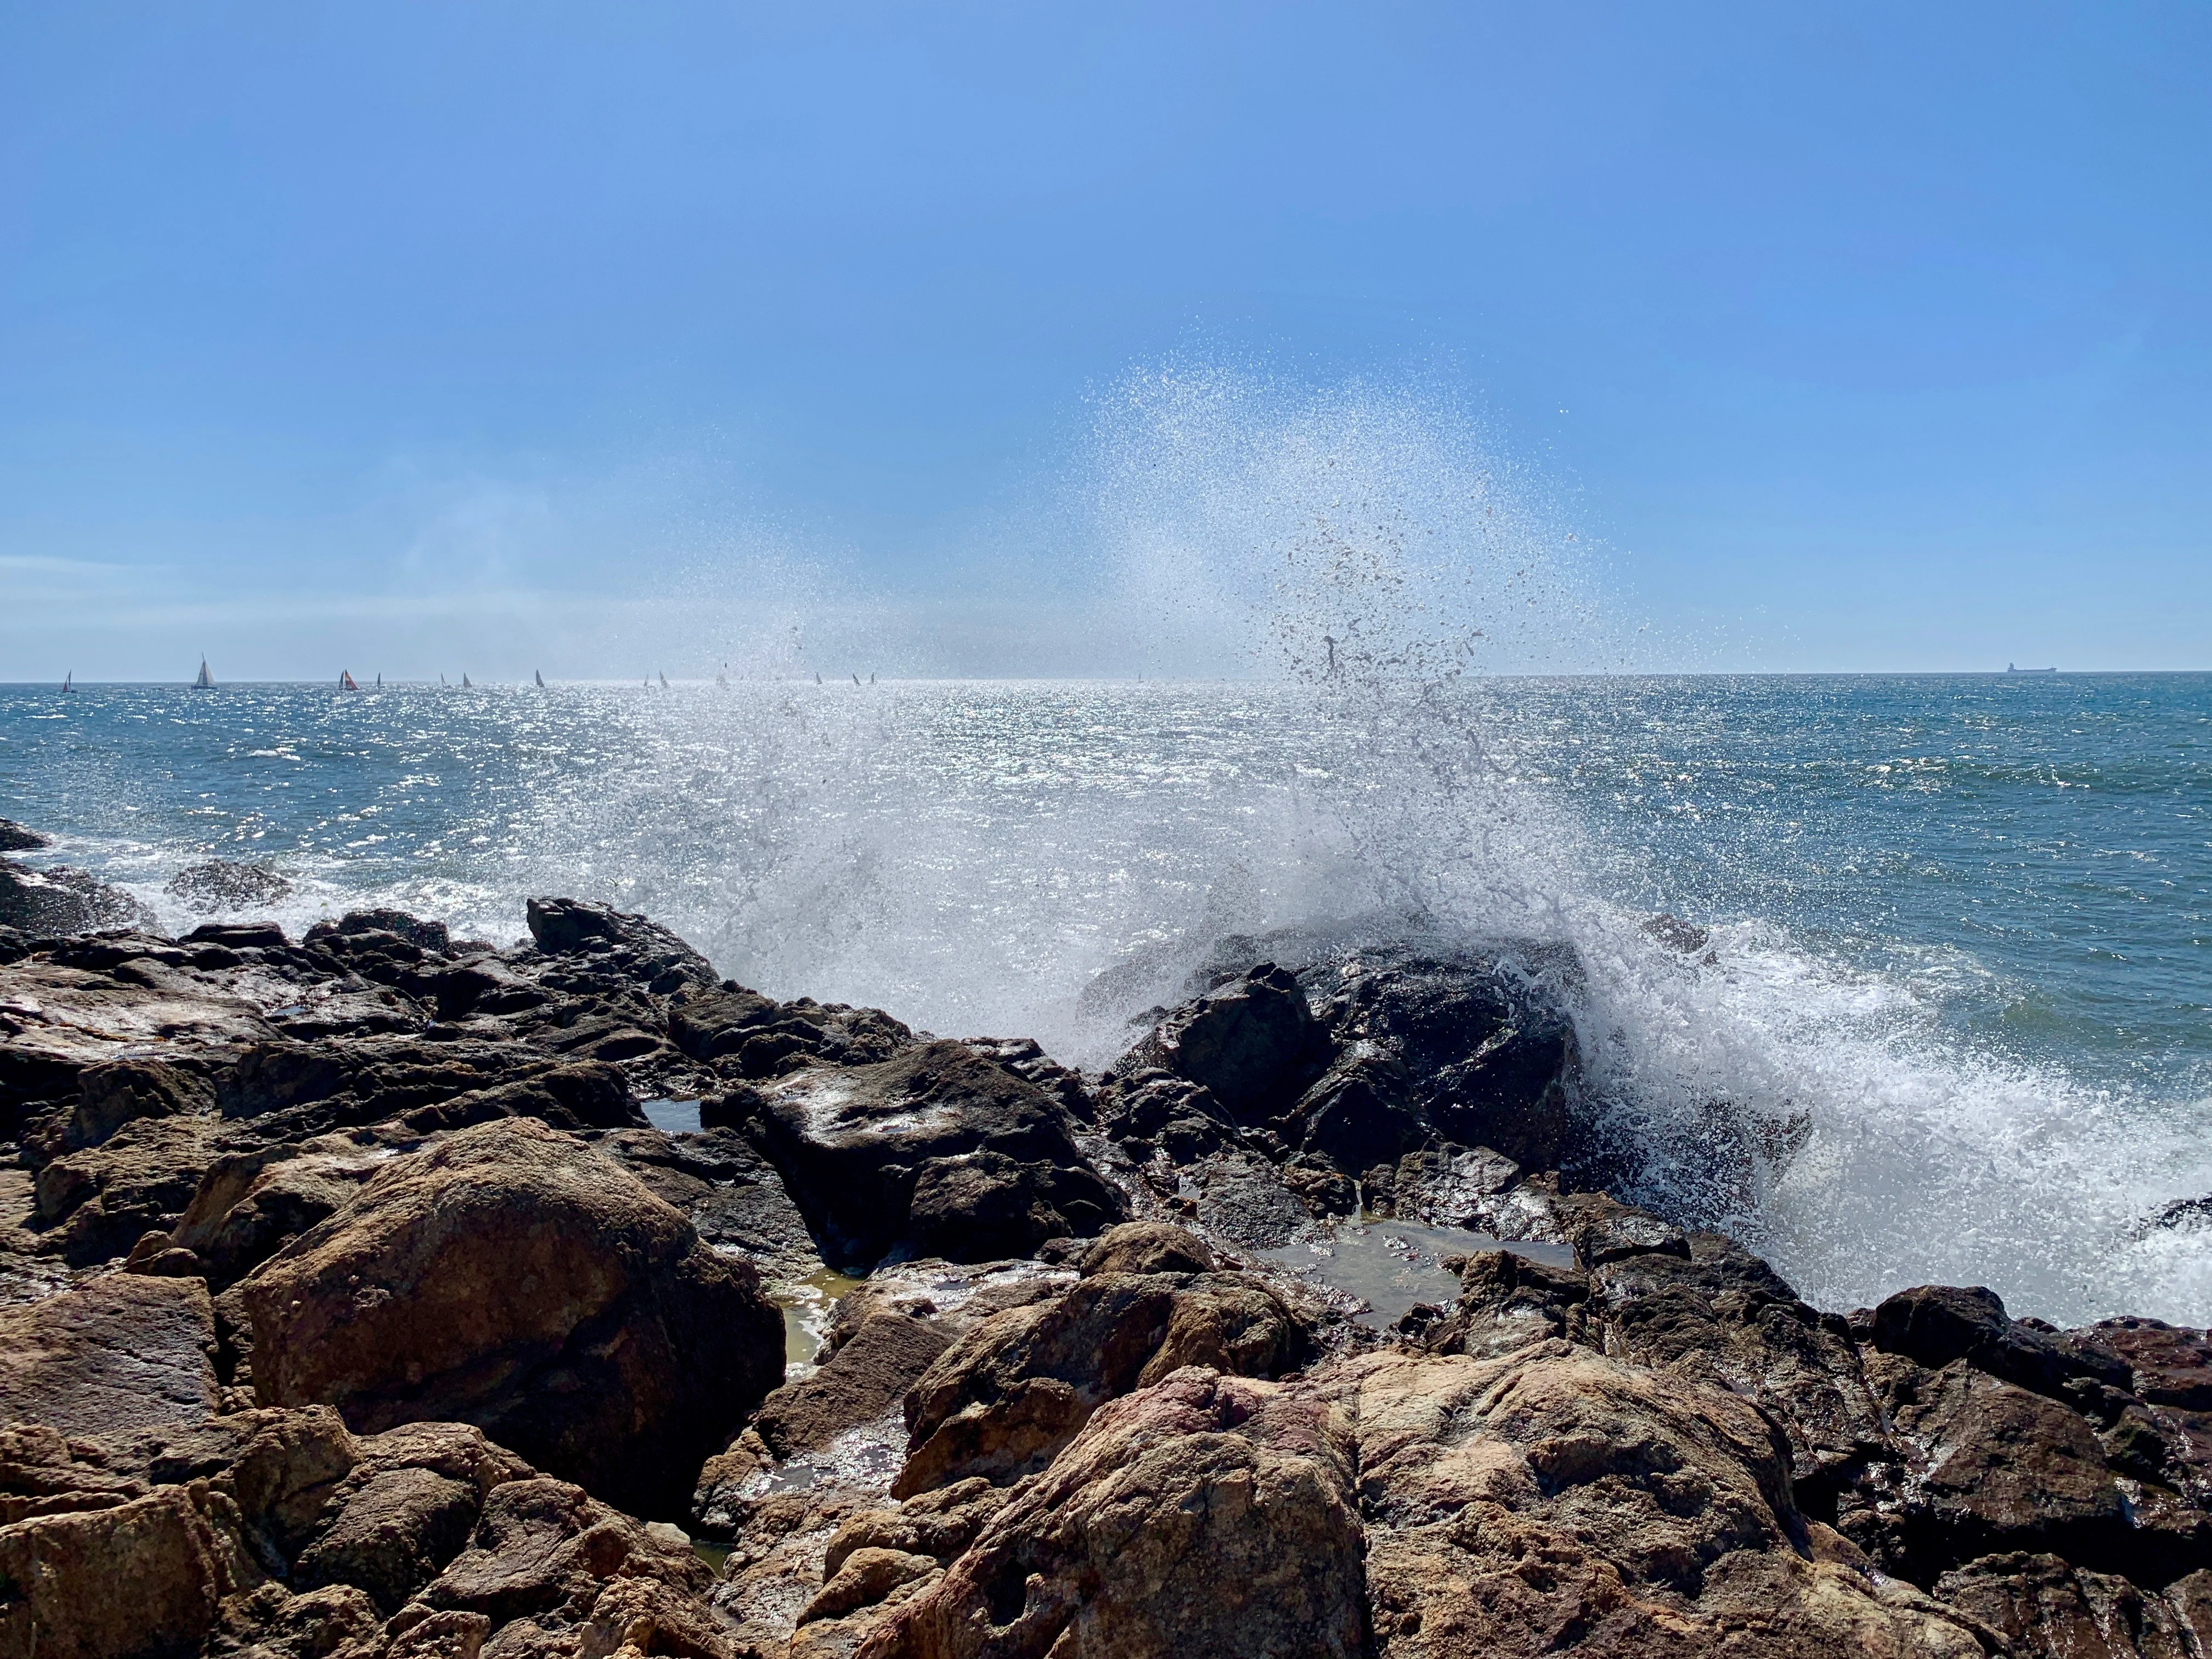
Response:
[3,672,2208,1325]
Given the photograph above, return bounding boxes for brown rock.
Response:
[896,1269,1307,1497]
[754,1314,955,1462]
[0,1273,220,1443]
[423,1475,715,1629]
[0,1485,241,1658]
[1345,1346,1989,1657]
[32,1115,224,1265]
[239,1116,783,1517]
[860,1368,1367,1659]
[1075,1220,1214,1278]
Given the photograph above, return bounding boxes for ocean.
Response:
[3,671,2208,1328]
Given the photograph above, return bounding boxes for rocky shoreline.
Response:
[4,837,2211,1656]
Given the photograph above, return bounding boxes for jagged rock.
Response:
[1346,1345,1991,1657]
[238,1116,783,1517]
[732,1041,1126,1270]
[860,1368,1368,1659]
[32,1115,225,1265]
[1934,1552,2212,1657]
[171,1135,392,1289]
[1853,1347,2211,1585]
[0,1485,246,1659]
[0,955,276,1136]
[420,1475,718,1628]
[895,1268,1310,1498]
[673,984,915,1079]
[1128,963,1333,1119]
[1874,1283,2134,1406]
[213,1035,643,1145]
[592,1125,822,1281]
[0,859,153,936]
[523,896,716,992]
[0,1273,221,1443]
[0,820,50,853]
[66,1058,216,1152]
[757,1315,955,1462]
[166,861,293,912]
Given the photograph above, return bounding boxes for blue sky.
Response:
[2,2,2206,677]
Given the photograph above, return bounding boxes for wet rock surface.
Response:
[4,870,2212,1656]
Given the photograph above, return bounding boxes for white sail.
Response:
[193,658,216,690]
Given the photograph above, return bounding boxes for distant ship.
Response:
[461,673,473,689]
[659,671,669,688]
[375,672,382,688]
[193,658,216,691]
[61,671,74,694]
[2006,663,2057,675]
[339,670,360,691]
[535,670,545,688]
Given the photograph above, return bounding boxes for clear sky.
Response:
[3,3,2207,678]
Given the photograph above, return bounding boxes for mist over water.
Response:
[5,370,2209,1329]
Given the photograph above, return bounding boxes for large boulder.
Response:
[238,1115,783,1517]
[1106,940,1583,1180]
[1346,1345,1991,1657]
[731,1041,1126,1270]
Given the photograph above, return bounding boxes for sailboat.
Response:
[461,673,473,689]
[339,670,360,691]
[193,658,216,691]
[375,673,382,689]
[535,670,545,688]
[61,672,74,694]
[716,663,729,689]
[659,671,668,689]
[440,673,448,686]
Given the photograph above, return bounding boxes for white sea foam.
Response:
[53,366,2212,1328]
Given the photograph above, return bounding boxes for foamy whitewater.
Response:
[4,374,2207,1329]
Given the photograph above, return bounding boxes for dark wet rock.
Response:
[166,860,293,911]
[1111,939,1583,1183]
[732,1040,1126,1271]
[62,1058,216,1158]
[0,1273,221,1443]
[215,1034,640,1138]
[1126,962,1333,1120]
[1852,1347,2209,1587]
[238,1116,783,1518]
[522,895,716,992]
[306,908,453,956]
[0,819,50,853]
[0,858,154,935]
[1874,1283,2134,1407]
[592,1123,823,1280]
[1934,1552,2212,1657]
